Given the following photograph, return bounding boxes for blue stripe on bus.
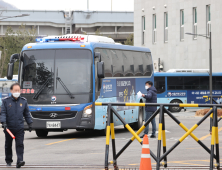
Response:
[29,103,92,112]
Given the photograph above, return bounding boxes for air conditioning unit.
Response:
[167,69,209,73]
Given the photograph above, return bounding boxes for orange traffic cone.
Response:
[139,134,152,170]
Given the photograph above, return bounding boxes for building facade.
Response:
[0,10,133,43]
[134,0,222,72]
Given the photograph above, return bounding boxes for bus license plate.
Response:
[46,122,61,128]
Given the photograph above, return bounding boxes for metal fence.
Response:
[95,102,221,170]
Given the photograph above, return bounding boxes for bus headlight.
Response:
[82,104,92,118]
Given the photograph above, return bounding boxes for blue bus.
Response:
[0,78,18,106]
[154,72,222,112]
[0,78,18,114]
[6,34,154,137]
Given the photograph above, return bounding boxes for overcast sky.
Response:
[4,0,134,11]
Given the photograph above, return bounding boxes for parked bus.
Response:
[0,78,18,111]
[154,72,222,112]
[6,34,154,137]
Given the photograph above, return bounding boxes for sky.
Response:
[4,0,134,11]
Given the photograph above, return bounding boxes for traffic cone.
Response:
[139,134,152,170]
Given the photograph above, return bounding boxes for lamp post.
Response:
[185,32,212,104]
[186,32,213,133]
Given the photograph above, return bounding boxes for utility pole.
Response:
[209,32,212,104]
[185,32,213,133]
[87,0,89,11]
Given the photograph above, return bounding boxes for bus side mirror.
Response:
[10,53,19,63]
[97,61,104,78]
[7,63,14,80]
[7,53,19,80]
[94,52,101,62]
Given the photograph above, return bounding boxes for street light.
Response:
[186,32,213,133]
[0,14,30,21]
[185,32,212,105]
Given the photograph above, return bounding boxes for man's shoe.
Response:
[16,161,25,168]
[7,162,12,167]
[150,135,156,138]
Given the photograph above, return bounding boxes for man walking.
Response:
[1,83,33,168]
[140,81,157,138]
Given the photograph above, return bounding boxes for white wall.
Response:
[134,0,222,72]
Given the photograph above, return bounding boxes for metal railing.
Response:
[95,102,221,170]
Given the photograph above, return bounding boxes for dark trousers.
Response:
[144,111,156,135]
[4,128,24,164]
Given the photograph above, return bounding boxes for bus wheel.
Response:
[133,106,144,130]
[35,130,48,137]
[169,100,182,112]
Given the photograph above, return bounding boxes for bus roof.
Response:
[22,41,151,53]
[154,72,222,77]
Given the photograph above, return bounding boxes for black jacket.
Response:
[0,96,33,129]
[143,86,157,112]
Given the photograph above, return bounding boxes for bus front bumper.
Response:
[24,110,95,130]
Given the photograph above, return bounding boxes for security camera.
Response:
[160,64,164,71]
[142,8,144,12]
[164,4,167,8]
[152,6,155,10]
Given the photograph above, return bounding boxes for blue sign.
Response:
[187,90,222,104]
[100,79,116,98]
[116,78,136,111]
[167,92,186,97]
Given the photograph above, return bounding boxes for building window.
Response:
[180,10,184,41]
[206,5,211,37]
[153,14,157,43]
[142,16,145,45]
[164,12,168,42]
[193,7,197,39]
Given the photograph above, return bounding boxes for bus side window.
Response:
[109,50,124,77]
[122,51,134,77]
[199,77,209,90]
[184,76,199,90]
[167,77,183,90]
[213,76,222,90]
[154,77,165,94]
[133,52,143,76]
[142,52,153,76]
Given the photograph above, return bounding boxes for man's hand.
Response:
[1,122,7,131]
[142,94,145,97]
[28,123,32,132]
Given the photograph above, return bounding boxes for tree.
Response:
[0,25,36,78]
[124,34,134,46]
[95,28,101,36]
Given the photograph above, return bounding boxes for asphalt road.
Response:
[0,109,221,169]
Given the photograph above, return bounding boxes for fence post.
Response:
[156,105,163,170]
[162,107,167,167]
[214,106,220,169]
[110,107,118,170]
[104,104,111,170]
[210,106,216,170]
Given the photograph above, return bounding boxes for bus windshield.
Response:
[21,49,92,95]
